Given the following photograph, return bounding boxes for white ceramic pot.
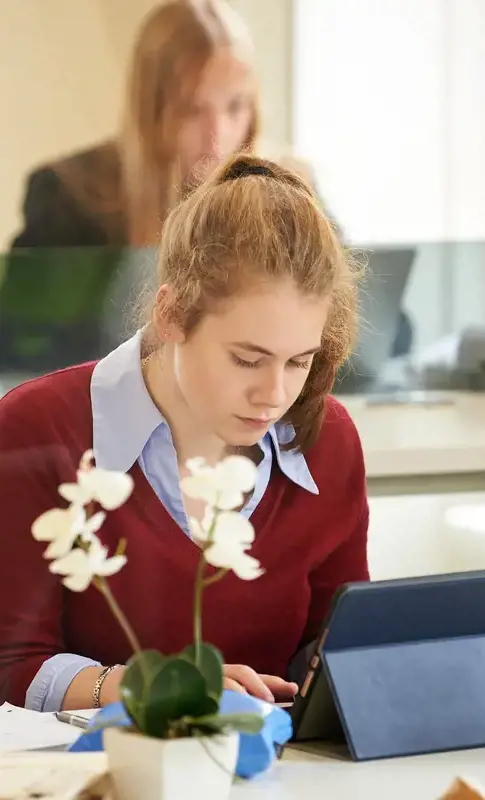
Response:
[104,727,239,800]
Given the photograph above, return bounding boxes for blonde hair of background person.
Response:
[0,154,368,712]
[10,0,259,249]
[10,0,335,252]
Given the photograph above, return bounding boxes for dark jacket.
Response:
[10,142,126,249]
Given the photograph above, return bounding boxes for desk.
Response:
[341,392,485,496]
[231,745,485,799]
[6,746,483,799]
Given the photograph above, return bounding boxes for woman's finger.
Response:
[223,676,248,694]
[259,675,298,701]
[224,664,274,702]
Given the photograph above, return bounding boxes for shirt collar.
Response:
[91,331,318,495]
[91,331,163,473]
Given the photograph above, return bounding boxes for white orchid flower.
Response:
[180,472,219,508]
[187,506,215,543]
[59,467,134,511]
[44,509,106,560]
[215,550,263,580]
[189,510,254,545]
[33,504,105,560]
[189,511,263,580]
[32,506,79,544]
[205,535,263,580]
[214,456,257,493]
[79,449,95,471]
[49,536,127,592]
[185,457,209,476]
[181,455,257,511]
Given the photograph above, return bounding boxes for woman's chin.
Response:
[220,419,270,448]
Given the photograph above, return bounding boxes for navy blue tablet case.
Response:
[290,571,485,761]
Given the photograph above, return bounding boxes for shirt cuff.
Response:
[25,653,101,712]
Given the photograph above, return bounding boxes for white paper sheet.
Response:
[0,703,82,754]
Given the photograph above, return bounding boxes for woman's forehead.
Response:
[195,48,255,98]
[198,283,329,349]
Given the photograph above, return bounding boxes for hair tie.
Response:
[224,162,274,181]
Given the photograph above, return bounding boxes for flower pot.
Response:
[104,727,239,800]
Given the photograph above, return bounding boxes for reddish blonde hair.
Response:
[145,154,360,452]
[122,0,259,245]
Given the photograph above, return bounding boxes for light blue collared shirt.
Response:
[26,332,318,711]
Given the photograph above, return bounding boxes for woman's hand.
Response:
[223,664,298,703]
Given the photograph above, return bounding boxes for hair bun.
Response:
[223,159,275,181]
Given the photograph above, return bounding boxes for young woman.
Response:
[0,154,369,712]
[10,0,257,249]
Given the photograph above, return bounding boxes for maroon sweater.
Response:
[0,364,369,706]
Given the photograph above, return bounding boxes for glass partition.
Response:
[2,243,485,397]
[0,246,156,394]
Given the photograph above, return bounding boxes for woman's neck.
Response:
[141,347,229,468]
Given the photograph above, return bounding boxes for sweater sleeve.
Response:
[303,498,369,648]
[299,403,370,649]
[0,391,75,706]
[26,653,101,712]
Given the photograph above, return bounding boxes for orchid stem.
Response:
[193,555,206,668]
[96,577,142,656]
[202,569,229,588]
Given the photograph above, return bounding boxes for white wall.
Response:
[293,0,447,244]
[293,0,485,345]
[232,0,293,146]
[293,0,485,245]
[0,1,123,249]
[446,0,485,240]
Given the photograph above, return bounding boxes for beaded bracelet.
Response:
[92,664,122,708]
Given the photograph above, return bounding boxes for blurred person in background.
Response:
[10,0,323,250]
[5,0,343,371]
[9,0,411,360]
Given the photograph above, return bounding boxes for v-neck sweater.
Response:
[0,362,369,706]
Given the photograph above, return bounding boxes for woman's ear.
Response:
[153,284,186,343]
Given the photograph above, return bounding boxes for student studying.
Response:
[0,154,369,713]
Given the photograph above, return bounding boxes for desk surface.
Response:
[341,392,485,492]
[231,745,485,799]
[3,744,485,799]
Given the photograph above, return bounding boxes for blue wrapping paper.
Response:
[68,690,292,778]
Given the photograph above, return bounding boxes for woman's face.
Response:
[176,48,256,183]
[165,279,330,447]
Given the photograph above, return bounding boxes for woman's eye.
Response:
[288,359,311,370]
[231,354,261,369]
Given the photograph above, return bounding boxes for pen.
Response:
[55,710,90,730]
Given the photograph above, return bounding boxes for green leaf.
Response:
[185,712,265,735]
[120,650,168,730]
[142,657,219,739]
[180,643,224,700]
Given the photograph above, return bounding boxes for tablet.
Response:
[287,582,350,749]
[284,571,485,760]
